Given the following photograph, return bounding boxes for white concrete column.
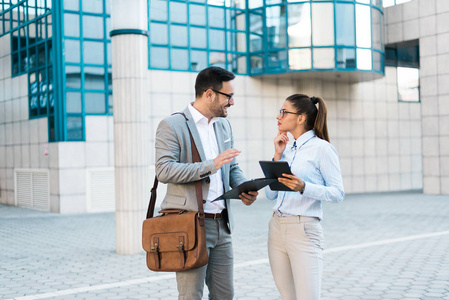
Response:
[110,0,149,254]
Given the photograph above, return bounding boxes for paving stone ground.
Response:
[1,191,449,300]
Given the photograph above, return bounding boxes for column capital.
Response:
[110,29,149,37]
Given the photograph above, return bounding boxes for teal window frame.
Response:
[385,41,420,103]
[60,0,112,141]
[0,0,57,141]
[147,0,384,77]
[148,0,248,75]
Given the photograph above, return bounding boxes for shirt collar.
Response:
[294,130,315,149]
[188,102,219,125]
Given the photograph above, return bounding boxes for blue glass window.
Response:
[209,29,225,50]
[83,15,104,39]
[151,23,168,44]
[171,48,189,70]
[150,0,167,21]
[83,41,104,64]
[336,3,355,46]
[190,4,206,26]
[150,47,169,68]
[190,27,207,48]
[209,6,225,28]
[170,2,187,23]
[85,92,106,113]
[170,25,188,47]
[67,116,83,140]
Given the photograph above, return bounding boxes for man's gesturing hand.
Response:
[214,148,241,170]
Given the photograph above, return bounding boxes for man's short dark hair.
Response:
[195,66,235,98]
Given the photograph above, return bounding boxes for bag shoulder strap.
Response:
[146,112,204,220]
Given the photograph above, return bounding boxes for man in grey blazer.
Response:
[155,66,258,299]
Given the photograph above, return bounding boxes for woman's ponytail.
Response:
[313,97,329,142]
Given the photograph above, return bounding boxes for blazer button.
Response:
[205,178,211,184]
[203,200,206,204]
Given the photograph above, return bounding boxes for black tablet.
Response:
[212,178,277,200]
[259,160,294,191]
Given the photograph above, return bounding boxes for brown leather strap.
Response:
[146,112,204,221]
[146,176,158,219]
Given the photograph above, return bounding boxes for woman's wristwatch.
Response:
[300,182,306,195]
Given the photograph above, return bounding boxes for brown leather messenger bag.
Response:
[142,113,209,272]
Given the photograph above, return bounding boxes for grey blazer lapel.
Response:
[183,107,207,162]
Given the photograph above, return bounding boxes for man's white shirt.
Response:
[188,103,225,213]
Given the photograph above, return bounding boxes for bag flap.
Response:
[142,211,198,252]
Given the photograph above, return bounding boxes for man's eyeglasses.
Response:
[209,89,234,102]
[279,109,301,118]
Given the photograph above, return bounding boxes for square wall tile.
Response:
[440,136,449,155]
[420,55,437,77]
[436,0,449,12]
[21,121,30,144]
[5,123,13,146]
[29,119,39,144]
[59,169,87,196]
[403,19,419,41]
[421,96,439,116]
[420,36,438,57]
[0,124,4,146]
[59,194,87,214]
[440,176,449,195]
[149,70,171,93]
[38,118,48,143]
[261,78,277,97]
[85,116,109,142]
[4,100,12,123]
[85,142,109,167]
[171,72,193,94]
[0,80,4,102]
[423,176,440,194]
[386,22,403,44]
[29,144,39,168]
[440,116,449,135]
[436,12,449,34]
[151,93,173,117]
[437,54,449,75]
[437,32,449,54]
[21,144,30,168]
[422,136,440,156]
[11,77,20,99]
[420,76,438,97]
[13,122,21,145]
[58,142,86,168]
[20,97,28,121]
[438,74,449,94]
[419,15,436,37]
[422,116,439,136]
[403,0,419,20]
[4,77,11,100]
[172,94,190,112]
[419,0,436,17]
[13,145,21,166]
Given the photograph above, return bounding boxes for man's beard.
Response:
[210,95,230,118]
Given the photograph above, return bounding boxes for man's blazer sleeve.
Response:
[155,118,217,184]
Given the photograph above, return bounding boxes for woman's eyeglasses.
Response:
[279,109,301,118]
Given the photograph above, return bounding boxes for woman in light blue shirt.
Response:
[265,94,344,300]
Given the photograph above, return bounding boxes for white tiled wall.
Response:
[385,0,449,194]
